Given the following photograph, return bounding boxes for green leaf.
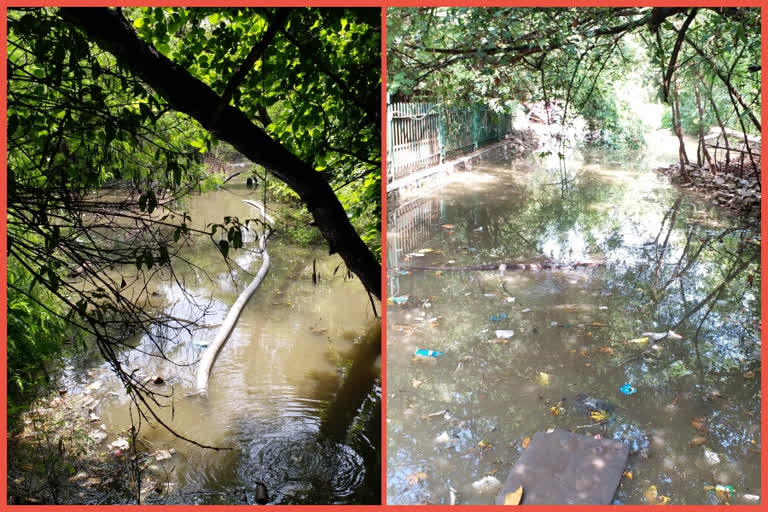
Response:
[218,239,229,258]
[144,249,154,269]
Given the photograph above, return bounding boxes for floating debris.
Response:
[471,475,502,494]
[703,448,721,465]
[415,349,444,357]
[620,384,637,395]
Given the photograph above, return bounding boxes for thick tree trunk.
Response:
[59,7,381,299]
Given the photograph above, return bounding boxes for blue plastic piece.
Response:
[490,313,508,321]
[620,384,637,395]
[415,349,444,357]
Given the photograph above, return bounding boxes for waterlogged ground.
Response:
[26,183,380,504]
[386,142,760,505]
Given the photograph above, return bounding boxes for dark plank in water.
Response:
[495,429,629,505]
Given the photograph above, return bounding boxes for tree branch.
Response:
[661,8,697,103]
[58,7,381,299]
[219,8,291,106]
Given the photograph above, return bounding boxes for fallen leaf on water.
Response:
[592,322,609,327]
[590,410,609,422]
[488,468,498,476]
[690,436,707,446]
[578,350,588,357]
[628,337,649,344]
[442,224,455,229]
[599,346,613,354]
[550,402,563,416]
[691,417,708,432]
[659,495,671,504]
[412,379,423,388]
[537,372,550,386]
[406,472,428,486]
[744,371,756,379]
[504,486,523,505]
[434,271,442,277]
[585,363,591,367]
[417,248,434,253]
[521,436,531,449]
[623,471,633,480]
[478,439,491,449]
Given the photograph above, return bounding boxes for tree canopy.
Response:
[7,7,381,430]
[388,7,760,153]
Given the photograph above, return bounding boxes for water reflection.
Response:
[60,185,380,504]
[387,144,760,505]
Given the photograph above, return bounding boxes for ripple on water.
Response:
[243,429,366,504]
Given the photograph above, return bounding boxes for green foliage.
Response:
[274,207,325,246]
[7,259,73,424]
[129,7,381,212]
[389,7,760,150]
[582,89,647,149]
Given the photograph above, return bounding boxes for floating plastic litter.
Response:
[415,349,444,357]
[620,384,637,395]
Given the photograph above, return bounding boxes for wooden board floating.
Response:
[495,429,629,505]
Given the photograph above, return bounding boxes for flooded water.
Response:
[58,183,380,504]
[386,136,761,505]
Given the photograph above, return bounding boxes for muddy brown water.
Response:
[57,183,380,504]
[386,136,760,505]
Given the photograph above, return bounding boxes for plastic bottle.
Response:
[415,349,444,357]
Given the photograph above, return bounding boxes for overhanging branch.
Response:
[58,7,381,299]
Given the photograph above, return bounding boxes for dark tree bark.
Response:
[660,8,697,103]
[58,7,381,299]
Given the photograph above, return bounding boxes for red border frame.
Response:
[1,3,766,511]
